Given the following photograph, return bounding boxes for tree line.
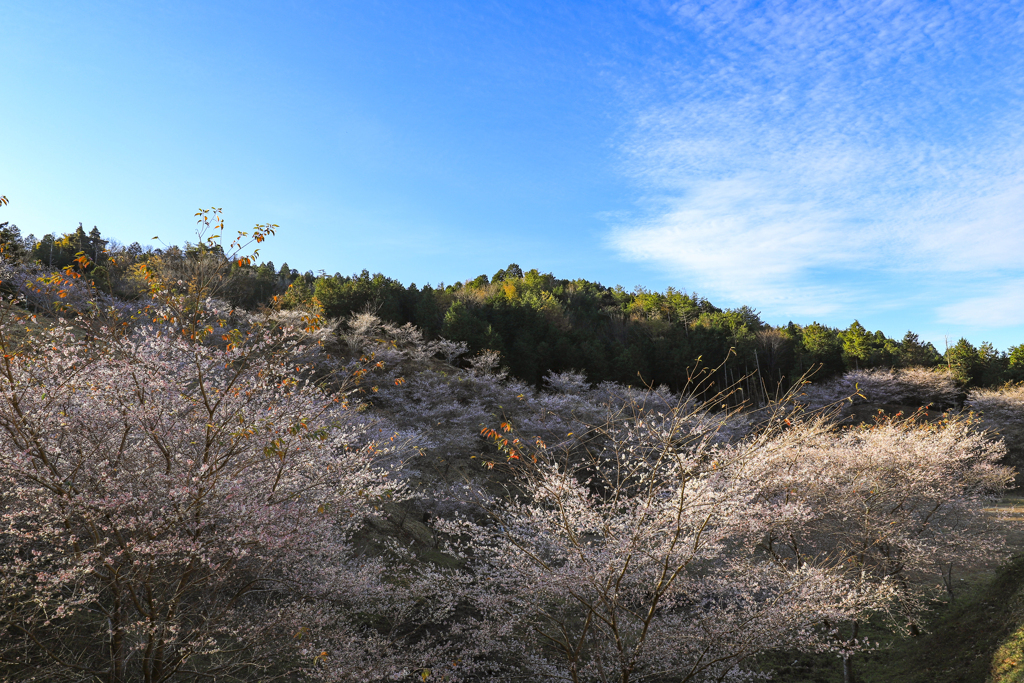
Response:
[2,220,1021,397]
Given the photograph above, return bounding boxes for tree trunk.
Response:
[843,620,858,683]
[109,584,124,683]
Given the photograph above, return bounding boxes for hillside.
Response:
[0,226,1022,681]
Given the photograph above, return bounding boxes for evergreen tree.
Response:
[87,225,107,262]
[1006,345,1024,383]
[495,263,523,280]
[977,341,1007,387]
[898,332,940,367]
[841,320,872,369]
[801,322,844,378]
[946,338,981,386]
[0,222,27,262]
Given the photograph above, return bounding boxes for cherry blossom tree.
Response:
[968,384,1024,457]
[417,388,1009,682]
[426,398,883,682]
[0,216,434,681]
[798,367,960,410]
[0,301,414,680]
[750,412,1011,681]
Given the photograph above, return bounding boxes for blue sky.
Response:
[3,1,1024,350]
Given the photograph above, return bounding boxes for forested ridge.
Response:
[3,218,1021,395]
[1,208,1023,682]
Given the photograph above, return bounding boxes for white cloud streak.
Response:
[610,0,1024,327]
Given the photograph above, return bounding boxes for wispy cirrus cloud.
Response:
[609,0,1024,331]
